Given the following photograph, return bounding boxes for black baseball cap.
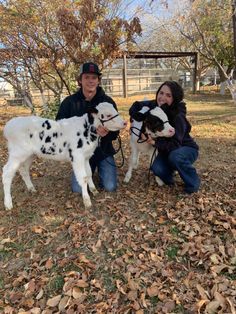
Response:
[79,62,102,76]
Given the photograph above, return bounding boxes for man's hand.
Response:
[96,125,109,137]
[141,133,155,145]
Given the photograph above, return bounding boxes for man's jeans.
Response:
[151,146,200,193]
[71,155,117,193]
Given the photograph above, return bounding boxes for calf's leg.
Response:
[18,155,36,192]
[2,157,22,210]
[72,157,92,208]
[85,159,98,196]
[124,143,139,183]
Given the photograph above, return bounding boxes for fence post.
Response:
[123,53,127,98]
[193,52,198,93]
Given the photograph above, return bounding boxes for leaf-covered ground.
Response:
[0,93,235,314]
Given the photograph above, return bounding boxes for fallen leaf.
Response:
[58,296,70,311]
[46,295,61,307]
[127,290,137,301]
[36,288,44,300]
[116,280,126,295]
[147,285,159,297]
[45,258,54,269]
[196,284,210,300]
[205,300,221,314]
[72,286,83,299]
[76,279,89,288]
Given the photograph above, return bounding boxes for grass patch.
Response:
[46,275,64,296]
[170,226,181,237]
[0,249,13,262]
[166,245,179,261]
[0,276,4,289]
[220,269,236,280]
[149,296,159,307]
[174,304,186,313]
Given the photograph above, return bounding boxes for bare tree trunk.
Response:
[22,92,35,114]
[220,81,227,95]
[217,64,236,103]
[39,89,48,111]
[226,79,236,103]
[196,80,200,91]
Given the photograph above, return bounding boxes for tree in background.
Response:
[138,0,235,97]
[139,13,211,90]
[0,0,142,112]
[172,0,235,99]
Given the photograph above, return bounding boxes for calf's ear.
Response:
[87,107,98,114]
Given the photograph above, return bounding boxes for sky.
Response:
[122,0,171,20]
[123,0,188,21]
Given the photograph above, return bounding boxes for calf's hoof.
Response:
[29,187,36,192]
[90,188,98,196]
[4,200,13,211]
[83,198,92,209]
[124,174,131,183]
[155,176,164,186]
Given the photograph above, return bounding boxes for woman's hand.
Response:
[141,133,155,145]
[96,125,109,137]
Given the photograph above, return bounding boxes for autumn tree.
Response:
[139,17,211,90]
[0,0,142,112]
[172,0,235,99]
[138,0,234,92]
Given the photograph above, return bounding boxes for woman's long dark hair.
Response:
[155,81,184,124]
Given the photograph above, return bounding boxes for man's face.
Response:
[80,73,99,94]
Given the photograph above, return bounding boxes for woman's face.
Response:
[156,85,173,106]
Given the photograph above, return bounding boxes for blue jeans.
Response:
[71,155,117,193]
[151,146,200,193]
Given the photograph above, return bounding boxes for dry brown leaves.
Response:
[0,98,235,313]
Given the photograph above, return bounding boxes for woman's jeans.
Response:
[71,155,117,193]
[151,146,200,193]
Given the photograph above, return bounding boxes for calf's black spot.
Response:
[45,136,51,143]
[77,138,83,148]
[40,145,55,155]
[83,120,89,138]
[90,133,97,142]
[40,146,46,154]
[68,148,73,161]
[42,120,51,130]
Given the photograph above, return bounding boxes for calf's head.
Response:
[143,107,175,138]
[91,102,127,131]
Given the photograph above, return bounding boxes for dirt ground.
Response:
[0,93,235,313]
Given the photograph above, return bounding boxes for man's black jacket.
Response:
[56,87,119,162]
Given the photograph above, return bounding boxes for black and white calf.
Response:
[124,106,175,184]
[2,102,127,210]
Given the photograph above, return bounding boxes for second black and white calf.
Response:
[2,102,126,210]
[124,106,175,183]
